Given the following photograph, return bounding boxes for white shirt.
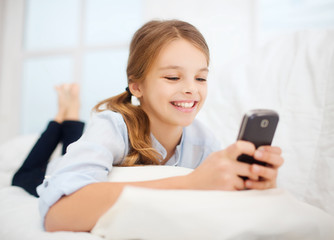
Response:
[37,110,221,222]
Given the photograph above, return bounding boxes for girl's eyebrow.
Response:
[199,67,209,73]
[158,65,182,70]
[158,65,209,72]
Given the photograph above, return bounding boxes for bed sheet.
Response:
[0,187,103,240]
[0,135,102,240]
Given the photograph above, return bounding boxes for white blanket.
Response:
[0,187,102,240]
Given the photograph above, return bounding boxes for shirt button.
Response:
[44,181,49,188]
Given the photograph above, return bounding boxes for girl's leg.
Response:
[61,121,85,154]
[11,121,62,197]
[11,84,69,197]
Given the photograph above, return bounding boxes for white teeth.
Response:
[173,102,195,108]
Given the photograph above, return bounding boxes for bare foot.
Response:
[54,84,69,123]
[54,83,81,123]
[64,83,81,121]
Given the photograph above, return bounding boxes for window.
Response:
[21,0,143,134]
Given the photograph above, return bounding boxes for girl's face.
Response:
[132,38,208,129]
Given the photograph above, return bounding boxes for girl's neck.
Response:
[150,122,183,162]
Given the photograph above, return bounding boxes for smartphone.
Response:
[236,109,279,166]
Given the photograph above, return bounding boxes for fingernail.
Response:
[255,150,262,158]
[246,181,252,188]
[252,164,260,173]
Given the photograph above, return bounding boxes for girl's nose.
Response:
[183,78,197,94]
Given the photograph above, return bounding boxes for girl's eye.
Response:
[165,77,180,81]
[196,78,207,82]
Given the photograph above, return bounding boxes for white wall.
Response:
[0,0,24,144]
[143,0,256,87]
[0,0,4,85]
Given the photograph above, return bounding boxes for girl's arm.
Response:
[45,175,190,232]
[45,140,283,232]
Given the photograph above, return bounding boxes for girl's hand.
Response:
[187,141,260,191]
[244,145,284,190]
[187,141,284,191]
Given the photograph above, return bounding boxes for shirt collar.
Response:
[150,131,184,165]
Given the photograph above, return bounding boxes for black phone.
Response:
[236,109,279,166]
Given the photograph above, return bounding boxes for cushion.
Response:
[92,166,334,240]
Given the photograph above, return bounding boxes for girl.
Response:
[39,20,284,232]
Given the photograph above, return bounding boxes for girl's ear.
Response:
[129,81,143,98]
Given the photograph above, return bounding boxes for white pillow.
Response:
[92,166,334,240]
[108,165,193,182]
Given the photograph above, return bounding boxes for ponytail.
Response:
[93,90,162,166]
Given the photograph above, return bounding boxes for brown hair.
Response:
[94,20,210,166]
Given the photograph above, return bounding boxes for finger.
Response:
[234,176,246,190]
[235,161,259,181]
[247,174,259,181]
[245,179,275,190]
[225,141,256,160]
[254,150,284,168]
[257,146,282,155]
[251,164,278,180]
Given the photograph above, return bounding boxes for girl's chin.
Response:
[177,117,197,127]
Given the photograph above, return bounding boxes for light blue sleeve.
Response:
[37,110,129,224]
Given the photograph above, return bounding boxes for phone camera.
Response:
[260,119,269,128]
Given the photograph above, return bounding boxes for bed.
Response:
[1,30,334,239]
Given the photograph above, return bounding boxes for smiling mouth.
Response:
[171,101,197,109]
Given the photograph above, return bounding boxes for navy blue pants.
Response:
[11,120,84,197]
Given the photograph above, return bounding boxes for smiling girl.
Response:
[39,20,284,232]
